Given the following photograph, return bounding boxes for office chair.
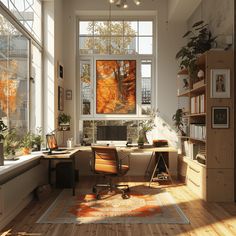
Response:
[91,146,130,199]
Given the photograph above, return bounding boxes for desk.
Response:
[42,148,81,196]
[101,146,177,186]
[42,146,177,195]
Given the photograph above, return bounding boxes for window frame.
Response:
[0,1,43,132]
[77,16,156,120]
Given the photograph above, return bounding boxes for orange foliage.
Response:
[0,79,18,113]
[96,60,136,114]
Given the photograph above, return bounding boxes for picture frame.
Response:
[58,62,64,79]
[96,60,136,114]
[212,106,229,128]
[58,86,64,111]
[211,69,230,98]
[66,89,72,100]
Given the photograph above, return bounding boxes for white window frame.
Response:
[77,16,156,120]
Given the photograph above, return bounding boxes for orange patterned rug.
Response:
[37,187,189,224]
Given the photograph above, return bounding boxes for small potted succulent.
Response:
[0,118,7,165]
[32,127,43,151]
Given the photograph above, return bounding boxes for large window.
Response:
[0,0,42,42]
[0,1,42,135]
[79,19,155,118]
[0,12,29,132]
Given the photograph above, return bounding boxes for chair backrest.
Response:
[91,146,119,175]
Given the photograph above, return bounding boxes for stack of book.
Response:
[189,124,206,140]
[190,94,205,114]
[184,140,198,159]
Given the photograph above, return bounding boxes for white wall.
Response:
[188,0,234,49]
[61,0,187,145]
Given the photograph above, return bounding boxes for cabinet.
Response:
[177,50,234,202]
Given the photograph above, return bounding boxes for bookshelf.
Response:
[177,50,234,202]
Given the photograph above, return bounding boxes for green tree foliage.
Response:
[84,21,136,54]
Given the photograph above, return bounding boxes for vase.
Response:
[22,147,31,155]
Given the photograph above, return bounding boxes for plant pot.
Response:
[0,142,4,166]
[22,147,31,155]
[138,142,144,148]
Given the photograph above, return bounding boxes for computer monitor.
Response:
[46,134,58,150]
[97,126,127,145]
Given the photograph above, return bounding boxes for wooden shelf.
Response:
[189,137,206,143]
[190,84,206,94]
[177,90,190,97]
[178,135,190,139]
[188,113,206,117]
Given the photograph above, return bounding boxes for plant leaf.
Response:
[183,31,192,38]
[192,20,204,28]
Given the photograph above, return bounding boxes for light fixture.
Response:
[109,0,141,9]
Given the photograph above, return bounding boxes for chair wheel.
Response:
[96,194,101,200]
[92,187,97,193]
[122,193,130,199]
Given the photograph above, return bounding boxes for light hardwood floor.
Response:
[1,176,236,236]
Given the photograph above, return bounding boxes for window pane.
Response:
[94,37,109,54]
[124,21,137,36]
[0,12,29,133]
[139,37,152,54]
[110,21,123,36]
[80,62,92,115]
[30,44,42,131]
[94,21,109,35]
[139,21,153,36]
[79,21,93,35]
[141,60,152,114]
[124,36,138,54]
[79,36,94,54]
[1,0,42,42]
[110,37,123,54]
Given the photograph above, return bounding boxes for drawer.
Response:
[186,162,206,199]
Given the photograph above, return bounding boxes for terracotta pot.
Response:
[22,147,31,155]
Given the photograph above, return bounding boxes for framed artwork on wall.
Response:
[66,89,72,100]
[212,106,229,128]
[96,60,136,114]
[58,86,64,111]
[211,69,230,98]
[58,62,64,79]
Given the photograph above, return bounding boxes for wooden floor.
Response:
[1,176,236,236]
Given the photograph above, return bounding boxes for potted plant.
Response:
[4,128,20,160]
[21,132,33,155]
[58,113,71,131]
[0,118,7,165]
[172,108,186,136]
[32,127,43,151]
[176,20,217,80]
[138,108,156,144]
[137,135,145,148]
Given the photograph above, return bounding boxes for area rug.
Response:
[37,187,189,224]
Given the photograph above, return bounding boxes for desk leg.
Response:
[48,159,52,185]
[72,158,75,196]
[145,151,155,177]
[149,154,161,187]
[161,153,173,183]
